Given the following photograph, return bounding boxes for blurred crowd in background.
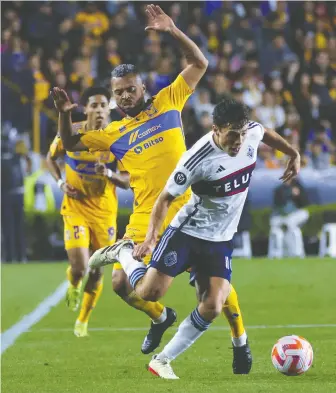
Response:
[1,1,336,262]
[2,0,336,167]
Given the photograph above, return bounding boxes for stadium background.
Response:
[1,0,336,261]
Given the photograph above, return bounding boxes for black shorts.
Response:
[149,226,233,284]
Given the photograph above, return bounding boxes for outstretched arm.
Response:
[145,5,208,89]
[132,146,202,260]
[262,127,300,183]
[50,88,88,151]
[133,190,176,260]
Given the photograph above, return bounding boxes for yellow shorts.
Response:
[63,215,117,251]
[114,193,189,270]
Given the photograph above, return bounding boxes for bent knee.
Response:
[111,270,127,295]
[139,286,163,302]
[202,300,223,319]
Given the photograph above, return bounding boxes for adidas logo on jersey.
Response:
[216,165,225,173]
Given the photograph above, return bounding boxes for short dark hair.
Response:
[80,87,111,106]
[111,64,138,78]
[213,98,250,129]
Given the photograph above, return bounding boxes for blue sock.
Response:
[157,307,212,361]
[190,307,211,331]
[129,267,147,288]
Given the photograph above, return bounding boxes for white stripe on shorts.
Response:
[152,227,176,261]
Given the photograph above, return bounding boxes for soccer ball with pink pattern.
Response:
[271,335,313,376]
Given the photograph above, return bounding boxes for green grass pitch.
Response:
[2,258,336,393]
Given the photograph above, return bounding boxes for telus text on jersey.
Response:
[191,162,256,198]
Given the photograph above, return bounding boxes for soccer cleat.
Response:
[65,285,81,312]
[74,320,88,337]
[232,339,253,374]
[89,239,134,269]
[148,355,179,379]
[141,307,177,354]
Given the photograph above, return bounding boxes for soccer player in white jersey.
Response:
[90,98,300,379]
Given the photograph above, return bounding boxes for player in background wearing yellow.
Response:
[46,87,130,337]
[51,5,251,372]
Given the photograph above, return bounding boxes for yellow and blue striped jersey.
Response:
[80,74,193,214]
[49,122,118,219]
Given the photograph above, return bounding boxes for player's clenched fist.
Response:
[280,154,301,183]
[50,87,78,113]
[95,162,108,177]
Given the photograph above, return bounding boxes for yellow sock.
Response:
[66,266,82,288]
[222,284,246,338]
[127,290,165,320]
[78,281,103,323]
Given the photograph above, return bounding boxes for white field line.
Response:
[1,278,335,353]
[1,281,68,354]
[31,323,336,333]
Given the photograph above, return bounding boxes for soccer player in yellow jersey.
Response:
[47,87,130,337]
[51,5,252,372]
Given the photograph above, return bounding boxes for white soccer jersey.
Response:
[165,121,265,241]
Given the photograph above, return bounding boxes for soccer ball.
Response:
[271,335,313,376]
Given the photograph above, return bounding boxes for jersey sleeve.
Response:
[165,152,202,197]
[80,129,112,152]
[117,160,126,172]
[157,74,194,111]
[49,135,65,158]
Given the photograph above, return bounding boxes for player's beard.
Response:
[119,97,146,117]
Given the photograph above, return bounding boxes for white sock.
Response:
[157,308,211,361]
[152,307,167,324]
[232,331,247,347]
[119,247,146,288]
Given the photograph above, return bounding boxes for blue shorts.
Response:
[149,226,233,283]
